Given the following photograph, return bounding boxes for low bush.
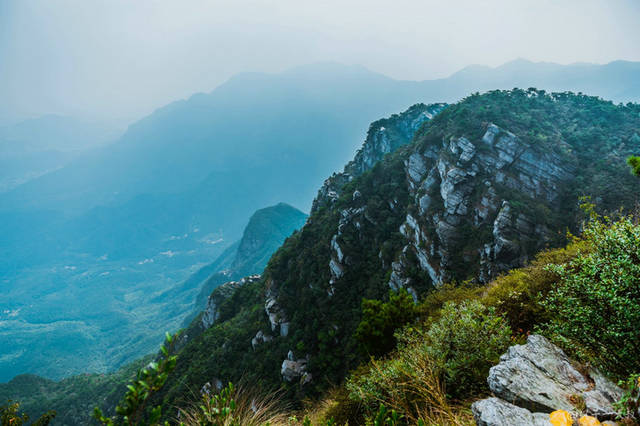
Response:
[614,373,640,422]
[0,400,55,426]
[347,300,509,423]
[423,300,513,398]
[483,240,587,333]
[177,382,289,426]
[346,336,472,425]
[628,156,640,176]
[355,289,420,357]
[541,215,640,378]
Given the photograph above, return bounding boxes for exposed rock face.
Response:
[265,282,290,336]
[308,118,581,308]
[201,275,261,329]
[312,103,447,213]
[281,350,311,384]
[251,330,273,350]
[316,119,579,301]
[472,335,623,425]
[386,121,575,289]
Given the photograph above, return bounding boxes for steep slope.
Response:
[2,59,640,387]
[230,203,309,276]
[158,90,640,412]
[185,202,308,322]
[312,103,447,212]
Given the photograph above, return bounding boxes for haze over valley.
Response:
[1,1,640,425]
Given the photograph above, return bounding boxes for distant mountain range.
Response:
[1,59,639,384]
[0,115,121,192]
[3,59,640,214]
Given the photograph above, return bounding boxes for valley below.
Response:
[0,237,228,381]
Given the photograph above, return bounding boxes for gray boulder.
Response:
[487,335,621,418]
[250,330,273,350]
[473,335,623,425]
[472,398,550,426]
[487,334,588,413]
[202,277,259,329]
[281,350,311,385]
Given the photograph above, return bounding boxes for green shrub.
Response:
[355,289,419,357]
[0,400,55,426]
[614,373,640,421]
[483,240,587,333]
[346,337,471,425]
[424,300,513,398]
[541,215,640,377]
[347,300,509,423]
[311,386,366,426]
[94,333,178,426]
[177,382,291,426]
[417,283,482,326]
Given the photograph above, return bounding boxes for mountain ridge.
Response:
[155,89,640,413]
[2,59,640,397]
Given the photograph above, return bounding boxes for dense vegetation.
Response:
[0,358,150,425]
[5,90,640,424]
[629,156,640,176]
[542,211,640,377]
[149,90,640,419]
[339,216,634,425]
[32,208,636,425]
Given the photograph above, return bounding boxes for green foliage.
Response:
[311,387,365,426]
[285,415,336,426]
[347,300,508,423]
[541,215,640,377]
[628,156,640,176]
[423,300,513,398]
[346,331,446,420]
[355,289,419,357]
[185,382,238,425]
[416,283,483,331]
[0,400,55,426]
[482,240,587,333]
[614,373,640,421]
[371,405,402,426]
[154,89,640,414]
[0,358,153,426]
[94,333,178,426]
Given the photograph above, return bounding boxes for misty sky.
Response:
[1,0,639,125]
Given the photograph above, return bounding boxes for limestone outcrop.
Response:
[472,335,623,425]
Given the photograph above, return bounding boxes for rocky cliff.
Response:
[312,103,447,213]
[160,89,640,409]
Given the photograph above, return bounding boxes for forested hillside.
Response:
[153,89,640,418]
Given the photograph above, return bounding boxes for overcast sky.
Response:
[1,0,639,125]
